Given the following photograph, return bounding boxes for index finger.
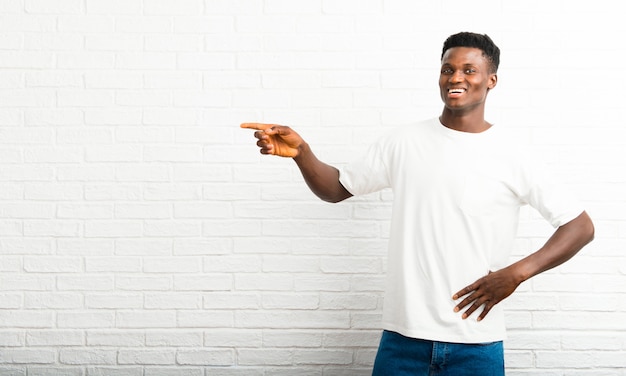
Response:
[452,283,477,300]
[240,123,274,131]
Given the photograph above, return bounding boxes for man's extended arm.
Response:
[453,210,595,321]
[241,123,352,203]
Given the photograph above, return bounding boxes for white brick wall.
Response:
[0,1,624,375]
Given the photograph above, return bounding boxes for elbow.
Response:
[316,183,352,203]
[580,211,595,245]
[586,218,595,243]
[320,192,352,204]
[319,188,353,204]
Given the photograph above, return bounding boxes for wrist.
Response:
[293,141,309,160]
[508,261,533,285]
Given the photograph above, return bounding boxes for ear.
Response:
[487,73,497,90]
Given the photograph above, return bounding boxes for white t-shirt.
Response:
[338,118,584,343]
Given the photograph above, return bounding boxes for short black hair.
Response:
[441,32,500,73]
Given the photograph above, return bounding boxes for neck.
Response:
[439,110,490,133]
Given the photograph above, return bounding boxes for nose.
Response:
[449,70,464,82]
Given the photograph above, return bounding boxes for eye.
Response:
[464,68,476,74]
[441,68,453,74]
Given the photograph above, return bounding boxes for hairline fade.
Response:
[441,32,500,73]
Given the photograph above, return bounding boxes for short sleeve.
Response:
[521,156,585,228]
[338,141,391,196]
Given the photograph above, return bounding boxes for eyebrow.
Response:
[440,63,480,69]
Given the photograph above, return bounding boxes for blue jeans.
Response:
[372,330,504,376]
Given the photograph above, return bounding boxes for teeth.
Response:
[449,88,465,93]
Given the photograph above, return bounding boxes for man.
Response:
[241,32,594,375]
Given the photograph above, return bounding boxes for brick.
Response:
[57,165,115,181]
[115,238,172,256]
[89,258,143,286]
[235,311,350,329]
[322,0,381,14]
[87,367,143,376]
[115,52,176,70]
[145,331,202,347]
[143,368,204,376]
[177,311,234,328]
[237,349,293,366]
[87,331,145,347]
[143,146,203,162]
[142,108,199,125]
[115,165,170,182]
[0,294,20,309]
[0,276,55,291]
[25,330,84,346]
[57,312,115,329]
[206,0,262,14]
[293,349,352,365]
[0,71,22,89]
[115,16,173,33]
[84,221,143,238]
[117,349,176,365]
[115,203,171,219]
[0,203,54,219]
[145,35,202,52]
[116,311,177,329]
[261,293,319,310]
[0,330,24,346]
[265,0,321,14]
[24,293,83,309]
[57,203,113,219]
[0,0,22,12]
[85,71,143,88]
[319,293,379,310]
[57,276,113,291]
[176,349,234,366]
[323,331,380,347]
[143,220,202,237]
[0,109,21,126]
[143,257,202,273]
[0,257,21,272]
[0,220,22,236]
[115,276,171,291]
[536,351,626,369]
[25,0,83,13]
[143,0,202,15]
[144,293,201,309]
[86,0,142,14]
[57,239,113,256]
[202,292,259,310]
[174,16,234,33]
[262,330,322,348]
[0,311,54,328]
[173,275,232,291]
[0,51,54,69]
[203,329,262,347]
[23,221,81,237]
[0,349,55,364]
[177,52,235,70]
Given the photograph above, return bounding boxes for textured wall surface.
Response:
[0,0,625,375]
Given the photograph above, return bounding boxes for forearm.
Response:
[293,142,352,203]
[509,211,595,283]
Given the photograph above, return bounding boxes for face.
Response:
[439,47,497,113]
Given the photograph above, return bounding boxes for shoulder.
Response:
[378,118,438,144]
